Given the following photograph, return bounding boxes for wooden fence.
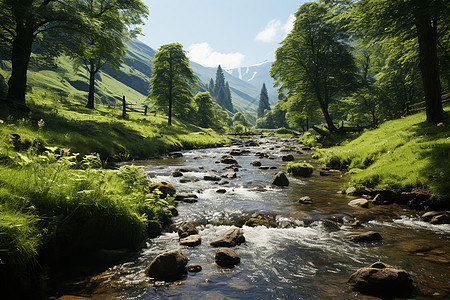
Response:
[403,93,450,115]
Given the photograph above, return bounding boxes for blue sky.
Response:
[140,0,306,68]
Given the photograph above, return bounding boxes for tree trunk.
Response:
[86,60,96,109]
[7,29,34,110]
[415,15,444,123]
[168,53,173,126]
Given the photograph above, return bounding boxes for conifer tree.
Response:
[208,78,215,94]
[257,83,271,118]
[211,65,233,111]
[224,81,233,111]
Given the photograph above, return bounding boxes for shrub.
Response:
[287,162,314,177]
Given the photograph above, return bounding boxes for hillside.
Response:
[225,61,277,103]
[0,40,262,114]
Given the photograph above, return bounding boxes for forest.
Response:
[0,0,449,298]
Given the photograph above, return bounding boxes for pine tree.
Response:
[257,83,271,118]
[208,78,214,94]
[211,65,233,111]
[224,81,233,111]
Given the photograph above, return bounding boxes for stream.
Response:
[56,137,450,299]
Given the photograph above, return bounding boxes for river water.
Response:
[59,137,450,299]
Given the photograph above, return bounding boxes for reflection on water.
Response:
[60,137,450,299]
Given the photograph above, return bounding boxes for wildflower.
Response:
[401,116,405,118]
[437,122,444,126]
[383,119,387,122]
[37,119,45,128]
[0,120,4,124]
[62,148,70,153]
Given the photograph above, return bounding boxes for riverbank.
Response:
[0,89,229,297]
[312,110,449,209]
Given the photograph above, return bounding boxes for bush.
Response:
[287,162,314,177]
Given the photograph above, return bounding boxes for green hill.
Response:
[1,40,260,115]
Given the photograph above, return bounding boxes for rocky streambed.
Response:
[54,137,449,299]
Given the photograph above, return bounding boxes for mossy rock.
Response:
[287,163,314,177]
[279,148,292,152]
[150,181,176,198]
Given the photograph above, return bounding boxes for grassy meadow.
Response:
[317,109,449,202]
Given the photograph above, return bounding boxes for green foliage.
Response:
[232,112,250,127]
[271,2,356,132]
[193,92,229,132]
[257,83,270,118]
[149,43,197,125]
[287,162,314,177]
[211,65,233,112]
[318,110,450,198]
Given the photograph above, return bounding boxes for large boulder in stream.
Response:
[145,249,189,281]
[348,198,369,208]
[149,182,176,198]
[244,213,278,228]
[179,234,201,247]
[178,222,199,239]
[210,227,245,247]
[348,262,414,298]
[215,248,240,268]
[345,231,383,242]
[220,155,238,164]
[272,172,289,187]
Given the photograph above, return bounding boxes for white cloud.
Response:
[255,14,295,43]
[187,42,245,69]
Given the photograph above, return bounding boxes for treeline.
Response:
[257,0,449,132]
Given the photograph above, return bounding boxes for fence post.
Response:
[144,105,148,116]
[405,101,410,115]
[122,96,128,119]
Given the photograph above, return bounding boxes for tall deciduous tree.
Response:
[271,2,356,133]
[257,83,270,118]
[194,92,228,132]
[148,43,197,126]
[346,0,449,123]
[66,0,148,109]
[0,0,78,109]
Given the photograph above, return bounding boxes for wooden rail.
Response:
[404,93,450,115]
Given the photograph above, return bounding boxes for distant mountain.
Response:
[225,61,277,103]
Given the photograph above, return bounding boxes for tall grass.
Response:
[318,110,449,200]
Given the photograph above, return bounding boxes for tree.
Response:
[212,65,233,111]
[346,0,449,123]
[271,2,356,133]
[65,0,148,109]
[148,43,197,126]
[194,92,228,131]
[0,0,79,108]
[257,83,271,118]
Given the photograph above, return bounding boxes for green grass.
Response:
[0,88,229,294]
[318,110,450,200]
[0,87,228,160]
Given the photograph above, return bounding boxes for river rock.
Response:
[221,171,237,179]
[179,234,201,247]
[346,231,383,242]
[322,219,341,232]
[210,227,245,247]
[146,220,162,238]
[221,155,238,164]
[216,189,227,194]
[282,154,295,162]
[187,264,202,273]
[179,177,198,183]
[430,213,450,225]
[401,190,431,209]
[215,248,240,268]
[218,180,229,185]
[177,167,193,173]
[168,152,183,158]
[244,213,278,228]
[298,196,313,204]
[250,160,261,166]
[345,186,359,196]
[150,182,176,198]
[204,175,221,181]
[348,262,414,298]
[175,193,198,202]
[348,198,369,208]
[272,172,289,187]
[145,249,188,281]
[178,222,199,238]
[301,146,311,151]
[167,205,178,217]
[372,193,390,205]
[421,211,443,222]
[171,171,183,177]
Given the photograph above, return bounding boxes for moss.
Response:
[287,162,314,177]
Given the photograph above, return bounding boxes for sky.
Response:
[140,0,307,69]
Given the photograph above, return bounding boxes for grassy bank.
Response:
[0,87,229,160]
[317,110,449,203]
[0,88,229,295]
